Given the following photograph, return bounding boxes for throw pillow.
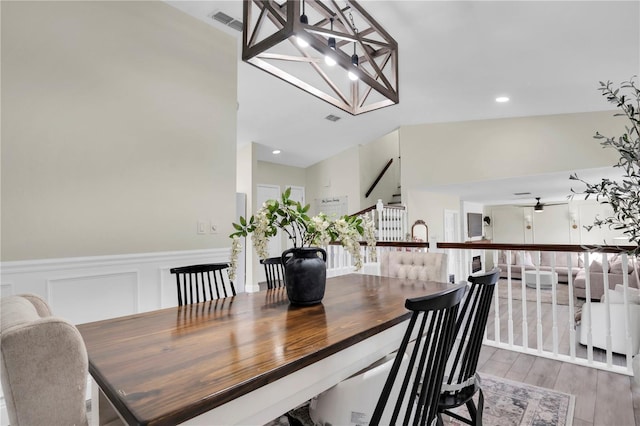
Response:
[614,285,640,304]
[589,258,608,272]
[601,288,640,305]
[609,254,634,274]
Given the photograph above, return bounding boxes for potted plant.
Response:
[570,76,639,255]
[229,187,377,304]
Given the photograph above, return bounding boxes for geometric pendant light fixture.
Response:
[242,0,399,116]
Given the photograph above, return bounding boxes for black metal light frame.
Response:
[242,0,399,116]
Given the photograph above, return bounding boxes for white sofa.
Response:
[578,285,640,355]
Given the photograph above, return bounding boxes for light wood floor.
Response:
[476,345,639,426]
[477,285,639,425]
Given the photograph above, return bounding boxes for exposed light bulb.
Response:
[272,149,281,155]
[296,36,309,48]
[495,96,510,103]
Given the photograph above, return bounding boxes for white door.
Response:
[288,185,305,205]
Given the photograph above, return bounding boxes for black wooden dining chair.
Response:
[370,282,467,426]
[170,263,236,306]
[437,268,501,426]
[260,257,286,289]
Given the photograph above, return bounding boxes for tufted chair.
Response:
[380,251,448,283]
[0,294,89,426]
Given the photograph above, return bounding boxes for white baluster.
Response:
[621,253,634,374]
[584,252,593,363]
[551,252,558,356]
[567,251,577,361]
[535,251,543,352]
[521,251,528,351]
[505,249,514,347]
[602,253,612,367]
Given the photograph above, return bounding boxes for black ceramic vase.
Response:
[281,247,327,305]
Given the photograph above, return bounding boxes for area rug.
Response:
[446,373,575,426]
[265,373,575,426]
[497,279,573,306]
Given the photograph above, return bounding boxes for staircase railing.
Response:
[351,200,407,242]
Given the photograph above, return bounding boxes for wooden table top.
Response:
[77,274,451,426]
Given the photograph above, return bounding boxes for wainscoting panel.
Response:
[0,248,233,426]
[0,248,233,324]
[47,271,140,324]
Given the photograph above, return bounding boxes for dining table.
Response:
[77,273,453,425]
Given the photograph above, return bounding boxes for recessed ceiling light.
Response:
[496,96,510,103]
[272,149,281,155]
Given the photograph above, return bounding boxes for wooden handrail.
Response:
[365,158,393,198]
[350,203,406,218]
[437,242,638,254]
[329,241,429,249]
[350,205,377,217]
[326,241,635,253]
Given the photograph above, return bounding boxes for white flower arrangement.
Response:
[229,188,377,280]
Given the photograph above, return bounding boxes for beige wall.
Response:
[400,111,623,191]
[486,200,624,245]
[306,145,361,215]
[359,130,400,209]
[237,144,255,209]
[406,191,460,243]
[1,1,237,261]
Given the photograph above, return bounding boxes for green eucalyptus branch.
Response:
[570,76,640,255]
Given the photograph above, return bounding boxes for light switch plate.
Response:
[197,220,206,235]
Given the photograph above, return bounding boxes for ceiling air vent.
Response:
[228,20,244,32]
[513,192,531,196]
[211,11,243,32]
[325,114,341,122]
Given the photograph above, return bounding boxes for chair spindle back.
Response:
[370,283,467,426]
[170,263,236,306]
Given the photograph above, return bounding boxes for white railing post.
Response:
[506,250,514,347]
[602,253,613,367]
[534,251,543,353]
[551,252,559,356]
[622,253,634,374]
[520,254,528,351]
[567,252,577,361]
[584,252,594,363]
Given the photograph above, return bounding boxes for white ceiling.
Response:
[166,0,639,204]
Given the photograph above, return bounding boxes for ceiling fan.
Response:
[519,197,566,212]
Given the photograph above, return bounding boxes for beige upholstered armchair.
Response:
[1,294,89,426]
[379,251,448,283]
